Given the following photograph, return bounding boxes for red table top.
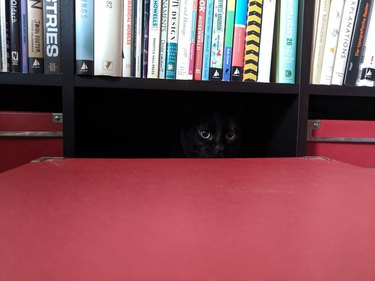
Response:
[1,157,375,281]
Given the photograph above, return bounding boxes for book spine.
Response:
[122,0,132,77]
[311,0,331,84]
[43,0,60,74]
[193,0,206,80]
[188,0,198,79]
[158,0,168,78]
[319,0,345,85]
[176,0,193,80]
[344,0,372,86]
[209,0,227,80]
[147,0,162,78]
[276,0,299,84]
[135,0,143,77]
[257,0,276,83]
[94,0,123,77]
[20,0,28,73]
[27,0,44,73]
[222,0,236,81]
[10,0,21,72]
[309,0,321,82]
[142,0,150,78]
[230,0,247,81]
[75,0,94,75]
[201,0,213,80]
[331,0,358,85]
[356,2,375,87]
[243,0,263,82]
[165,0,179,79]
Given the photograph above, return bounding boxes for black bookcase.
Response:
[1,0,374,159]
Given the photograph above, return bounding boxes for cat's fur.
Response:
[172,110,243,158]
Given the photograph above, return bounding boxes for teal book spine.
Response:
[201,0,214,80]
[75,0,94,75]
[276,0,299,84]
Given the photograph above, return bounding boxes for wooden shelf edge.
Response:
[74,76,300,94]
[0,73,62,87]
[309,84,375,97]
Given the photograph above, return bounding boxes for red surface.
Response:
[307,120,375,168]
[1,157,375,281]
[0,111,63,173]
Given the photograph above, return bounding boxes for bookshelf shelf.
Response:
[1,0,374,159]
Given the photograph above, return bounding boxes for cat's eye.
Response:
[226,132,236,141]
[199,130,213,140]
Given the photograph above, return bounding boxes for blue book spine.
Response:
[276,0,299,84]
[201,0,214,81]
[222,0,236,81]
[20,0,28,73]
[75,0,94,75]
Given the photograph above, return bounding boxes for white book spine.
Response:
[159,0,169,78]
[135,0,143,77]
[319,0,345,85]
[147,0,162,78]
[310,0,321,82]
[331,0,359,85]
[311,0,331,84]
[94,0,123,76]
[0,0,8,72]
[122,0,132,77]
[176,0,193,80]
[165,0,180,79]
[257,0,276,83]
[356,2,375,87]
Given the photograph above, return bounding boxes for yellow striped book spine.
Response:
[243,0,263,82]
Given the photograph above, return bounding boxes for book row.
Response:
[311,0,375,87]
[0,0,60,74]
[76,0,300,83]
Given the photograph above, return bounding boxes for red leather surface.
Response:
[0,111,63,173]
[1,157,375,281]
[307,120,375,168]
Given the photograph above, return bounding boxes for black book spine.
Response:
[344,0,372,86]
[10,0,21,72]
[43,0,60,74]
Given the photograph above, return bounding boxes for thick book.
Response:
[158,0,169,79]
[176,0,193,80]
[331,0,358,85]
[9,0,21,72]
[75,0,94,75]
[43,0,60,74]
[165,0,179,79]
[243,0,263,82]
[27,0,44,73]
[310,0,331,84]
[275,0,299,84]
[319,0,345,85]
[257,0,276,83]
[193,0,206,80]
[343,0,373,86]
[20,0,28,73]
[209,0,227,81]
[94,0,123,76]
[356,2,375,87]
[201,0,214,80]
[188,0,198,80]
[222,0,236,81]
[230,0,247,81]
[147,0,162,78]
[122,0,132,77]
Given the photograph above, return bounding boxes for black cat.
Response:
[172,110,243,158]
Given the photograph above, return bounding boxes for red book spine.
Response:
[194,0,207,80]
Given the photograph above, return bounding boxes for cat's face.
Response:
[180,112,242,158]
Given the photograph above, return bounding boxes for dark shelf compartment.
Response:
[0,73,62,87]
[75,76,300,94]
[309,84,375,97]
